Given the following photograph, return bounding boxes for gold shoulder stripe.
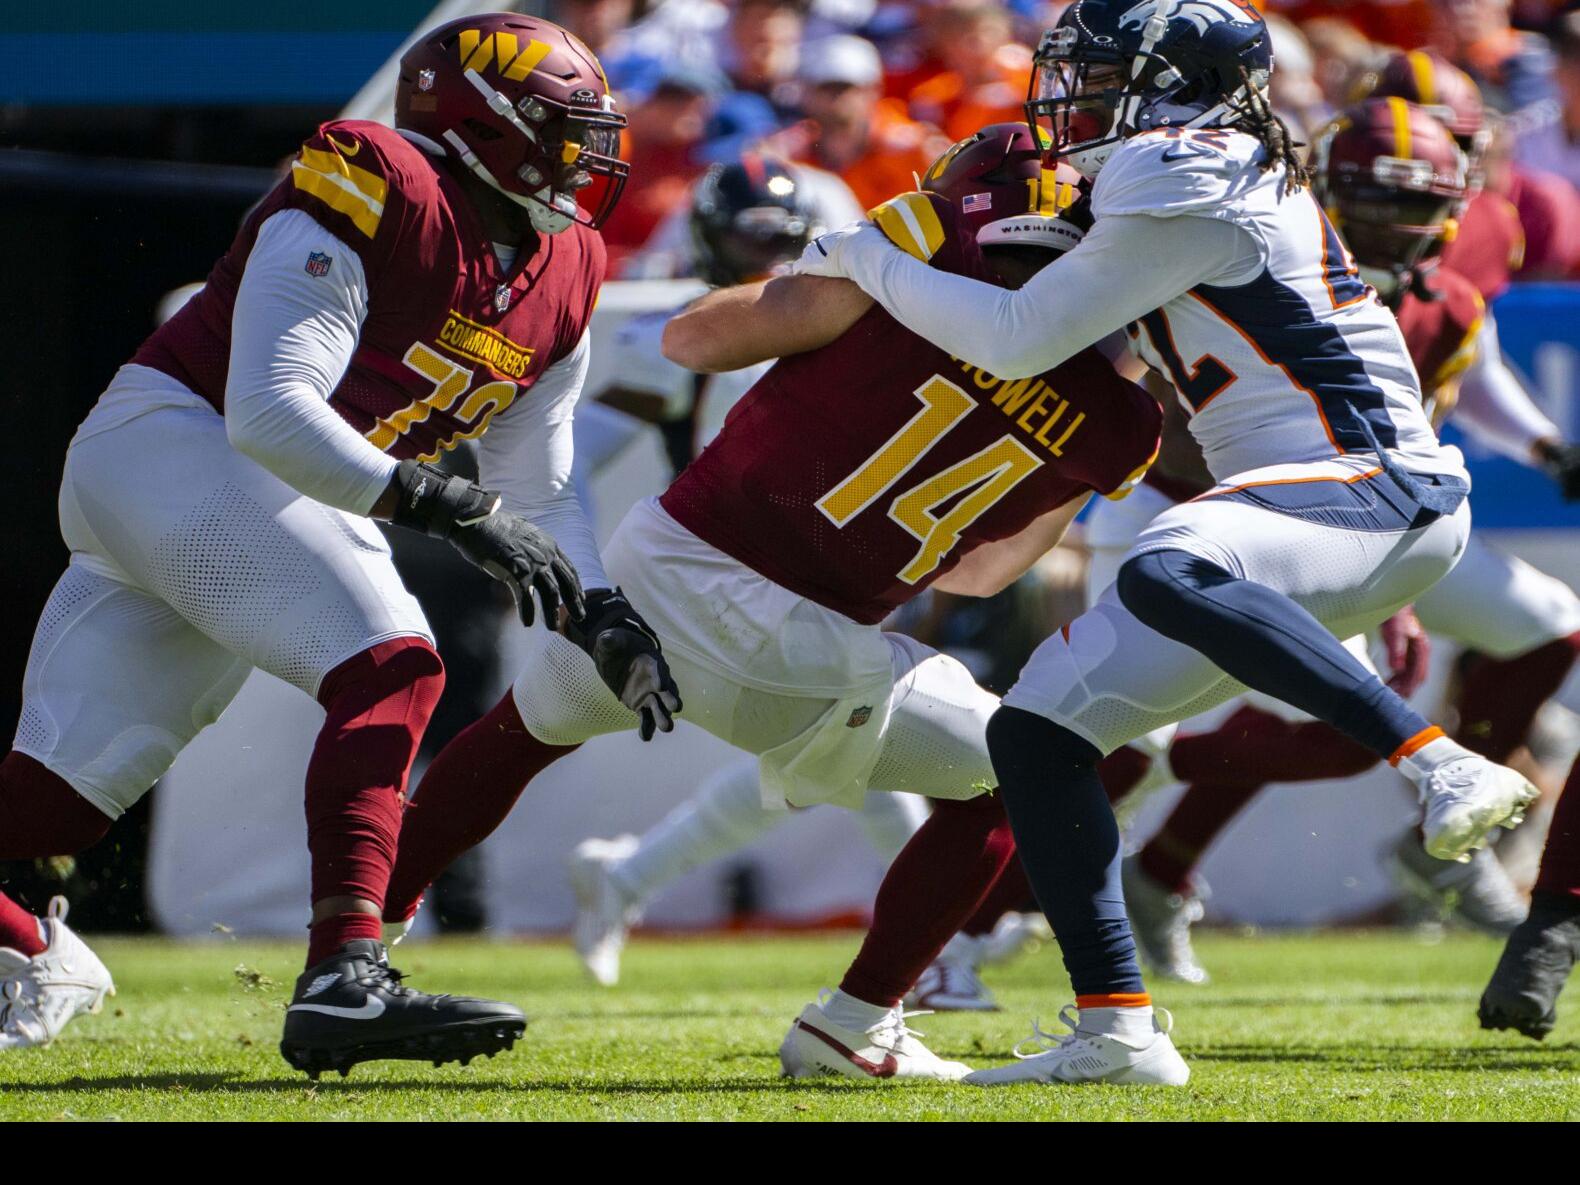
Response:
[869,192,945,262]
[291,145,387,239]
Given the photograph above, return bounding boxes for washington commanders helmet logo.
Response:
[1119,0,1259,35]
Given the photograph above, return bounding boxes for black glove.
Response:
[567,588,682,741]
[1536,439,1580,501]
[389,459,585,627]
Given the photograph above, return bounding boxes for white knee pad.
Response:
[509,626,634,746]
[868,634,998,801]
[15,564,250,819]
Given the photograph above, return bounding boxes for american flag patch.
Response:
[962,192,992,213]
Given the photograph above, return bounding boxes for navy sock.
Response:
[986,706,1145,997]
[1118,549,1431,758]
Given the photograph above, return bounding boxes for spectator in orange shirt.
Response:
[766,34,947,211]
[905,1,1033,142]
[1264,1,1435,50]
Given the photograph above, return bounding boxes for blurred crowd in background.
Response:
[559,0,1580,276]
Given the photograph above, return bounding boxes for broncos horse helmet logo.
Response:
[1118,0,1260,36]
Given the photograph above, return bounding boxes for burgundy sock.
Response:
[839,793,1017,1007]
[0,751,113,859]
[1098,744,1152,802]
[307,912,385,967]
[1455,631,1580,762]
[1534,753,1580,901]
[1169,705,1380,787]
[961,857,1033,937]
[306,637,444,967]
[384,690,578,924]
[0,893,45,957]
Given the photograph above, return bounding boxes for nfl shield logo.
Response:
[494,285,512,313]
[845,705,873,729]
[305,251,332,278]
[418,68,436,92]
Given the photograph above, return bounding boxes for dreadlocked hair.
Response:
[1238,65,1309,190]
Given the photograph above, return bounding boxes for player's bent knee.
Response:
[510,630,631,746]
[0,751,114,859]
[986,705,1102,796]
[315,637,445,776]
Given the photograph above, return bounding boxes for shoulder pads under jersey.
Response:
[1092,129,1264,220]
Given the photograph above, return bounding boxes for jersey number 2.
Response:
[815,374,1042,584]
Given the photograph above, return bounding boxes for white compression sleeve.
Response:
[1452,311,1561,464]
[835,212,1261,379]
[224,209,397,515]
[476,329,610,589]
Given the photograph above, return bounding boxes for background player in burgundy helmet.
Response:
[1367,48,1580,494]
[0,13,682,1078]
[378,120,1161,1081]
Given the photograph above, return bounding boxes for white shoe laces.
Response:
[1010,1003,1173,1059]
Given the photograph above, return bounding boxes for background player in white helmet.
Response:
[796,0,1538,1087]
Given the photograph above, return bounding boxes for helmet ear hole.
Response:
[464,118,505,142]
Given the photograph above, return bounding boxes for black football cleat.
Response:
[1478,894,1580,1041]
[279,940,526,1079]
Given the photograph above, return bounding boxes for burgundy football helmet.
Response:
[919,122,1086,253]
[396,13,628,234]
[1311,97,1469,293]
[1365,49,1490,181]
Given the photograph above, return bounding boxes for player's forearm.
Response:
[1454,313,1561,464]
[662,274,872,372]
[834,215,1228,380]
[931,495,1089,597]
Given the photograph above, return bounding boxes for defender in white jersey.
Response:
[798,0,1537,1088]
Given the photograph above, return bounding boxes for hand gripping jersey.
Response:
[134,120,604,462]
[1395,265,1485,424]
[661,192,1162,626]
[1105,128,1456,483]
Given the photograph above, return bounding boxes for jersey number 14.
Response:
[815,374,1042,584]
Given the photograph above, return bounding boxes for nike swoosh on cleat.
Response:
[287,998,387,1020]
[795,1018,898,1078]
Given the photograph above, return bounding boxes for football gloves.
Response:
[389,459,585,628]
[1537,439,1580,501]
[568,588,682,741]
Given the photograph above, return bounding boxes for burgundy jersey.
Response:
[134,120,604,462]
[1396,264,1484,422]
[1441,190,1525,303]
[662,192,1162,625]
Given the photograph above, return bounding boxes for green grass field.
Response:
[1,929,1576,1120]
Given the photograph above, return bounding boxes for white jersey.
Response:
[1097,129,1462,482]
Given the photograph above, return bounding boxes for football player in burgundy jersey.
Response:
[1366,49,1580,495]
[379,122,1161,1079]
[0,13,680,1077]
[798,0,1540,1087]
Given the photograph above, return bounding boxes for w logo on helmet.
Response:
[457,28,553,80]
[1118,0,1260,35]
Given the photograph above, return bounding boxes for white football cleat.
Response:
[1122,856,1210,985]
[567,835,642,987]
[0,897,115,1051]
[1416,757,1538,863]
[979,911,1053,965]
[964,1004,1189,1087]
[779,995,973,1082]
[906,953,999,1013]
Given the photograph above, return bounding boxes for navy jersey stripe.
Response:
[1191,271,1401,453]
